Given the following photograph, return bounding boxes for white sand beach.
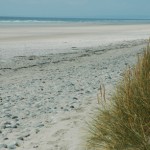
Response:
[0,23,150,60]
[0,23,150,149]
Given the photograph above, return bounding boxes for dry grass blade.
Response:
[86,40,150,150]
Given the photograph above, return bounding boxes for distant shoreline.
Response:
[0,16,150,25]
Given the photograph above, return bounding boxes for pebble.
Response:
[0,143,7,149]
[35,129,40,134]
[3,137,8,140]
[85,90,91,93]
[36,123,44,128]
[4,114,12,118]
[73,97,78,100]
[4,121,11,125]
[17,137,24,141]
[3,103,10,109]
[11,124,18,128]
[33,145,38,148]
[24,133,30,138]
[8,145,16,149]
[70,106,74,109]
[4,124,17,129]
[12,116,18,119]
[8,141,19,149]
[64,109,69,112]
[108,76,112,79]
[103,67,107,69]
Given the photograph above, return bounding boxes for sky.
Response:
[0,0,150,19]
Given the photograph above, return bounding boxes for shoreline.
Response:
[0,39,148,149]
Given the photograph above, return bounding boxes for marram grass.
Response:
[86,41,150,150]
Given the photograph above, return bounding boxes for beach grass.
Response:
[86,41,150,150]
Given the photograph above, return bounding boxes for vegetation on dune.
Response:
[86,41,150,150]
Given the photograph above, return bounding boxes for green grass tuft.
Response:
[86,41,150,150]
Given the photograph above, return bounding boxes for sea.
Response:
[0,16,150,25]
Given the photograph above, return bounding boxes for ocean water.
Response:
[0,16,150,25]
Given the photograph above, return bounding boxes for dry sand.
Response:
[0,23,150,60]
[0,23,150,150]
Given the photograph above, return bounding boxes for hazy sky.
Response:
[0,0,150,18]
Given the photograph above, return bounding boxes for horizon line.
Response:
[0,16,150,20]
